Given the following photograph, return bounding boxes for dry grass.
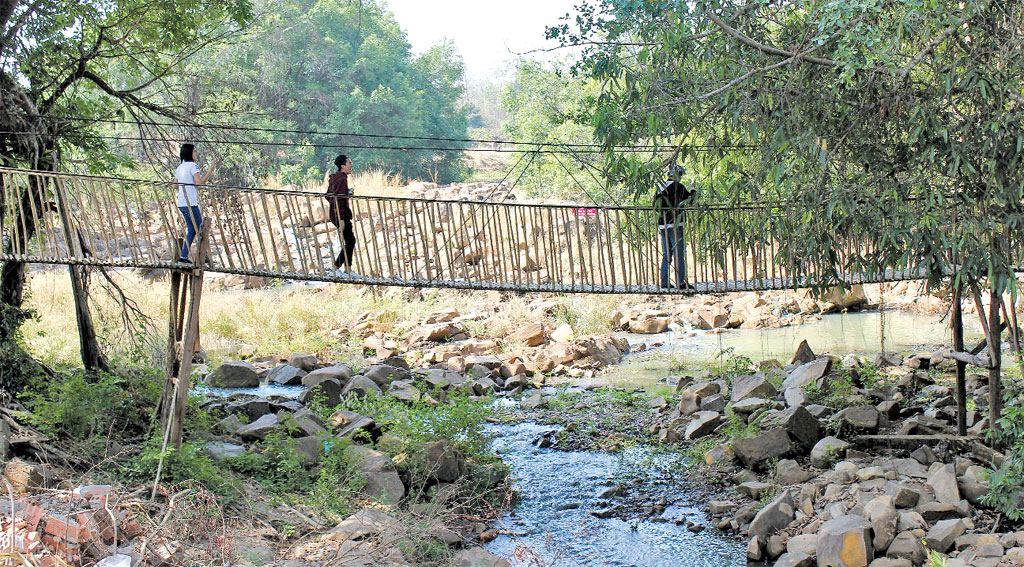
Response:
[21,268,637,368]
[263,169,409,198]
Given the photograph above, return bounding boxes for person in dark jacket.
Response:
[654,165,696,290]
[325,154,358,276]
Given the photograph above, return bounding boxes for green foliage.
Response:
[715,348,754,379]
[123,436,237,498]
[228,423,311,493]
[981,392,1024,520]
[0,304,41,394]
[189,0,469,183]
[19,366,160,442]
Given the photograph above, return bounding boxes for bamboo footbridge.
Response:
[1,167,932,294]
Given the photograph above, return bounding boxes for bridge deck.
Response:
[0,167,935,293]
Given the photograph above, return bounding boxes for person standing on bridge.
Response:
[174,143,214,264]
[654,164,696,291]
[326,154,359,277]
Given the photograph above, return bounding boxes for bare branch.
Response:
[705,12,836,67]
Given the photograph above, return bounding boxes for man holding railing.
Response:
[654,165,696,291]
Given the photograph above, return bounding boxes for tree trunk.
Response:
[68,265,108,372]
[952,284,967,435]
[988,288,1002,437]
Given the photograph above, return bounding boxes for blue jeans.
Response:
[659,223,687,288]
[178,206,202,260]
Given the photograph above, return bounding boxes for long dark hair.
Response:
[180,143,195,163]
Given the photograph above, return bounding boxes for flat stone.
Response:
[363,364,411,387]
[886,531,925,563]
[341,375,382,398]
[884,482,920,508]
[699,394,727,413]
[916,502,962,522]
[836,406,880,431]
[302,364,353,385]
[678,389,701,415]
[298,376,342,407]
[925,518,966,553]
[288,353,319,371]
[343,445,405,504]
[776,552,814,567]
[685,411,721,440]
[776,459,813,484]
[783,357,832,390]
[733,397,770,414]
[927,463,961,506]
[787,533,818,556]
[784,387,807,408]
[236,413,280,441]
[201,442,246,460]
[732,374,778,402]
[732,428,792,470]
[818,514,873,567]
[737,481,773,500]
[748,490,795,543]
[451,547,510,567]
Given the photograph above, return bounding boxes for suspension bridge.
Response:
[0,166,935,294]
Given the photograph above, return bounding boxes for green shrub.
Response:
[0,304,40,394]
[228,422,312,494]
[121,435,238,498]
[981,393,1024,520]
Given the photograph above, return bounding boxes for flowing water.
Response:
[484,422,745,566]
[591,309,986,390]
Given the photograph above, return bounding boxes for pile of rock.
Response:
[646,340,1021,566]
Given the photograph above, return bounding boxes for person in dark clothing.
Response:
[325,154,359,276]
[654,165,696,290]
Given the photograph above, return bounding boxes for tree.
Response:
[0,0,252,375]
[191,0,470,183]
[553,0,1024,432]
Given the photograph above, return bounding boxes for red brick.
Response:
[23,504,44,530]
[44,514,84,543]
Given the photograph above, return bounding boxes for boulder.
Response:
[289,353,319,371]
[343,445,405,504]
[425,369,468,388]
[267,364,307,385]
[201,442,246,461]
[363,364,411,387]
[685,411,721,440]
[699,394,727,413]
[927,463,961,506]
[341,376,383,398]
[748,489,796,543]
[790,340,816,365]
[227,398,272,422]
[737,481,773,500]
[406,322,467,345]
[884,482,921,509]
[298,377,342,407]
[325,508,397,542]
[293,435,322,466]
[452,547,510,567]
[865,496,898,551]
[782,357,832,390]
[784,387,807,408]
[206,361,260,388]
[732,428,792,469]
[925,519,965,553]
[237,414,280,441]
[787,534,818,556]
[332,411,378,440]
[286,408,329,437]
[811,436,850,468]
[697,307,729,329]
[818,514,874,567]
[775,552,814,567]
[733,397,770,415]
[763,406,821,449]
[302,364,352,385]
[628,316,670,334]
[836,406,880,432]
[776,459,813,484]
[886,531,926,564]
[732,374,778,402]
[521,391,547,410]
[387,380,421,403]
[509,323,546,346]
[421,439,464,482]
[678,390,701,415]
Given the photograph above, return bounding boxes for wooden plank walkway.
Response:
[0,167,939,294]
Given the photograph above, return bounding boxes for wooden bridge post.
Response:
[166,221,211,448]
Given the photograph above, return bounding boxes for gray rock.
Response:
[885,482,921,508]
[699,394,727,413]
[267,363,307,385]
[302,364,353,386]
[916,502,962,522]
[202,442,246,460]
[288,353,319,371]
[732,374,778,402]
[293,435,322,465]
[298,376,342,408]
[421,439,463,482]
[237,413,280,441]
[215,414,244,435]
[910,445,937,465]
[869,559,913,567]
[344,445,405,504]
[791,340,816,365]
[341,375,382,398]
[206,361,261,388]
[737,481,773,500]
[678,389,701,415]
[787,533,817,556]
[810,436,850,468]
[747,490,795,543]
[425,368,468,388]
[925,518,965,553]
[733,397,770,414]
[387,380,421,403]
[886,531,926,564]
[865,495,898,551]
[836,405,880,431]
[783,357,832,390]
[763,406,821,449]
[452,547,511,567]
[227,398,272,422]
[784,387,807,408]
[332,410,378,440]
[776,459,813,484]
[732,428,792,470]
[818,514,874,567]
[363,364,411,387]
[775,552,814,567]
[521,391,547,410]
[927,463,961,506]
[685,411,721,440]
[327,507,397,541]
[284,408,328,437]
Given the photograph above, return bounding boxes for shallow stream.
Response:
[484,422,745,567]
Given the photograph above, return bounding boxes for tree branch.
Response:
[705,12,835,67]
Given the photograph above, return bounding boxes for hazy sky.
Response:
[384,0,582,82]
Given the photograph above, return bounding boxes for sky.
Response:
[384,0,582,83]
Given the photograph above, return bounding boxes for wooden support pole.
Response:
[168,221,211,448]
[160,270,182,432]
[952,284,967,436]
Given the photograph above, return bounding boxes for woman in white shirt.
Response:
[173,143,214,263]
